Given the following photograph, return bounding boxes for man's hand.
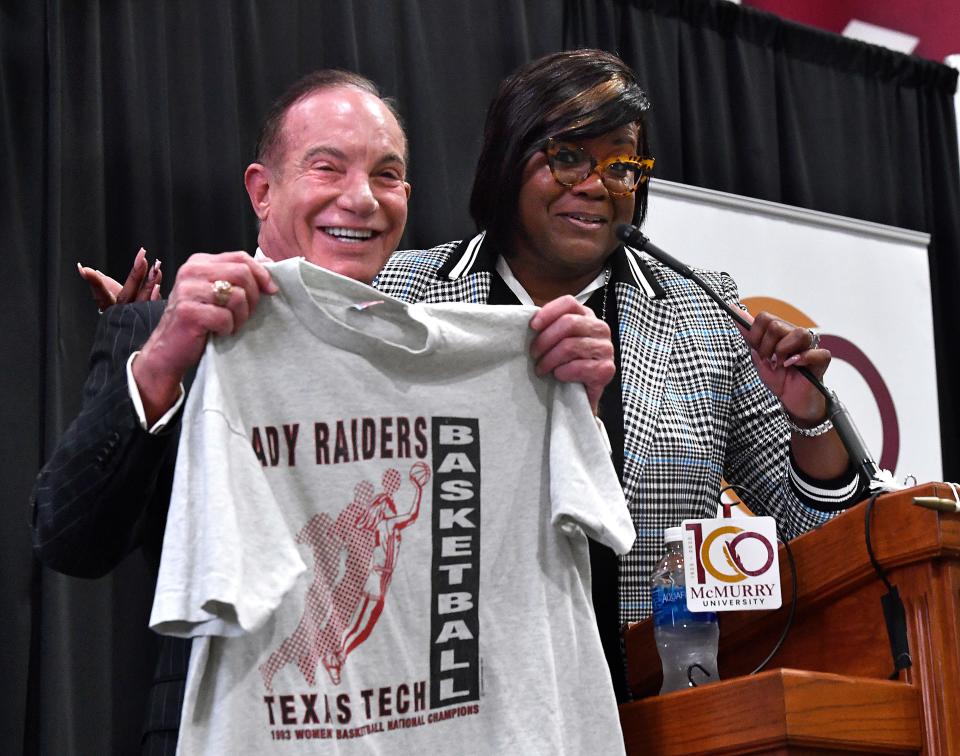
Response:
[528,295,615,414]
[133,251,278,424]
[78,247,162,311]
[740,311,829,426]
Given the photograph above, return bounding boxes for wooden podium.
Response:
[619,482,960,755]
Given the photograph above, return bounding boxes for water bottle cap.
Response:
[664,526,683,543]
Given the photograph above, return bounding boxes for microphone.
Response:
[616,223,881,493]
[617,224,751,331]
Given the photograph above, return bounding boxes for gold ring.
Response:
[212,279,233,306]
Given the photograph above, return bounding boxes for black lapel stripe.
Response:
[437,232,486,280]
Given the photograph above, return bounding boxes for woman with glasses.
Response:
[375,49,864,700]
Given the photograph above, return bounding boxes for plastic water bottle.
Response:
[651,526,720,693]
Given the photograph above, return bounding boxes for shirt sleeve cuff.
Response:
[787,448,863,512]
[126,351,185,434]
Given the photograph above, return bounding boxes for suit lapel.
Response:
[420,274,492,305]
[614,270,676,506]
[423,233,495,304]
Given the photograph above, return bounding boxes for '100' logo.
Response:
[685,522,775,584]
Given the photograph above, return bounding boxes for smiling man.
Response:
[244,82,410,283]
[31,69,413,756]
[131,74,412,426]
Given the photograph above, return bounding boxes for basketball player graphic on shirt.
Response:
[260,462,431,690]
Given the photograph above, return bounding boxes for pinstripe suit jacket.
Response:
[31,300,188,755]
[374,236,862,622]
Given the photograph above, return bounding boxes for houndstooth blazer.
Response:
[375,234,863,623]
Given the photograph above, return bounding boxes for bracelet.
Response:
[784,412,833,437]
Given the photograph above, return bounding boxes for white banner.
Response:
[644,179,940,483]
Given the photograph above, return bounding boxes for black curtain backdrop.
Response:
[3,0,957,753]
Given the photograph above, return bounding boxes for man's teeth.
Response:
[324,227,374,240]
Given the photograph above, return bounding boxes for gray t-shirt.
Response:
[150,258,635,755]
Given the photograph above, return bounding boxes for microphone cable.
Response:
[864,492,913,678]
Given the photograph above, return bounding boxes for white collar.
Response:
[495,255,607,306]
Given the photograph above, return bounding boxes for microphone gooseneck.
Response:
[615,223,881,490]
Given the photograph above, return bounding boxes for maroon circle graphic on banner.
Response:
[819,334,900,472]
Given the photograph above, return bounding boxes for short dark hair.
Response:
[470,49,652,245]
[254,69,407,168]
